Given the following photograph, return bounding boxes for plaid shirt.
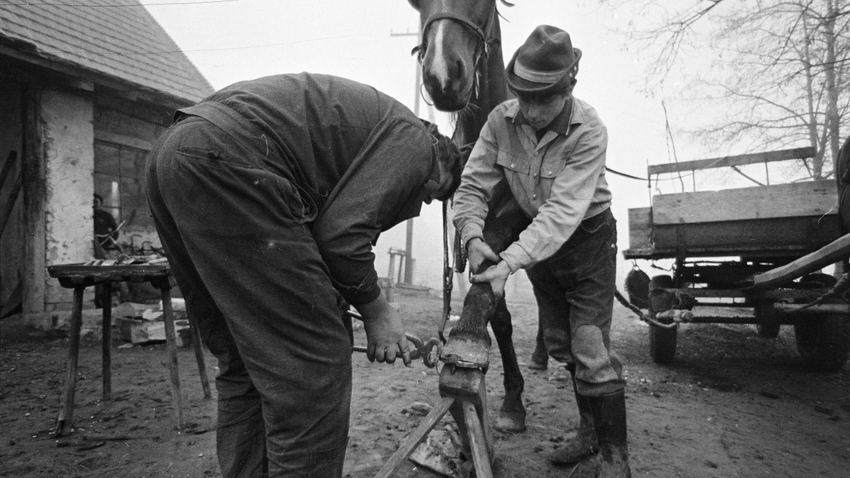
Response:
[453,96,611,271]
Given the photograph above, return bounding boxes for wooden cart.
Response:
[623,146,850,371]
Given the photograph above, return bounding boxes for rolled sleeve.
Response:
[452,112,506,250]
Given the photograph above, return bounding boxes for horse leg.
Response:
[490,296,527,433]
[443,281,496,368]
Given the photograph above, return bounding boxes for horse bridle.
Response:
[412,7,498,98]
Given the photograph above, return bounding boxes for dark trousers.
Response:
[146,117,351,477]
[526,208,626,396]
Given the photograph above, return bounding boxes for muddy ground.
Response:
[1,289,848,477]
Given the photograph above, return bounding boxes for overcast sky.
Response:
[140,0,684,292]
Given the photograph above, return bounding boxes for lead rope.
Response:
[440,200,452,345]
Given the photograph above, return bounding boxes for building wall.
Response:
[41,90,95,315]
[0,80,24,314]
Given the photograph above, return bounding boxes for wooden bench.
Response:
[48,262,211,437]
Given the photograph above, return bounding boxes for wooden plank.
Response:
[648,147,814,176]
[0,279,23,319]
[463,402,494,478]
[652,215,841,256]
[653,180,835,225]
[0,172,22,235]
[0,151,17,189]
[627,207,652,251]
[374,396,454,478]
[749,233,850,289]
[23,87,46,317]
[94,129,152,152]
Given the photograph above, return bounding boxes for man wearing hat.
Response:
[453,25,630,477]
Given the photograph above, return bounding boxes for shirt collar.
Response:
[508,97,582,136]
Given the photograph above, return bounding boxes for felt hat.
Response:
[506,25,581,96]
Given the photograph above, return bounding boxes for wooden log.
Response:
[648,146,814,176]
[438,364,484,401]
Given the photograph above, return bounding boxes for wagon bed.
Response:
[622,147,850,371]
[624,147,841,262]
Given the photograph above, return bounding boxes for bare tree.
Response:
[604,0,850,179]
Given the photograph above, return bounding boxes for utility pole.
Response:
[391,25,434,284]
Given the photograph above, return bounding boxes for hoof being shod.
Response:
[440,337,490,369]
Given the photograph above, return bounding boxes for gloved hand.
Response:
[355,295,411,366]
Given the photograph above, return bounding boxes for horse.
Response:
[407,0,532,433]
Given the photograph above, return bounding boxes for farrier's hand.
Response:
[466,238,500,273]
[356,295,412,367]
[471,260,512,299]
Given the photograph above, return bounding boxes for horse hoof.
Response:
[440,338,490,368]
[494,412,526,433]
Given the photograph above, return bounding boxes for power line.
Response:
[1,0,237,6]
[87,34,368,55]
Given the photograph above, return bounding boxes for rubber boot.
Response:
[529,321,548,370]
[587,389,631,478]
[548,366,598,465]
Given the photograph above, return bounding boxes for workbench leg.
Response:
[448,399,471,457]
[159,283,183,431]
[463,401,494,478]
[476,370,495,462]
[54,286,85,437]
[101,282,112,401]
[188,315,211,399]
[374,396,454,478]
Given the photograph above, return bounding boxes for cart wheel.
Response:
[754,300,780,338]
[794,314,850,372]
[648,275,677,364]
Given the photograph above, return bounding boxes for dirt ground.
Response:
[1,289,848,478]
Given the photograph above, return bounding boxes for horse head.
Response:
[408,0,502,112]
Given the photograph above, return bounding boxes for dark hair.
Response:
[93,193,104,203]
[421,121,465,201]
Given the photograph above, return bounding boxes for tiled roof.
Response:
[0,0,213,103]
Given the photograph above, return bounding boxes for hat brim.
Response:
[506,48,582,96]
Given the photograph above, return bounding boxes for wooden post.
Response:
[157,279,183,430]
[101,282,112,401]
[54,286,85,437]
[188,314,212,399]
[463,401,494,478]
